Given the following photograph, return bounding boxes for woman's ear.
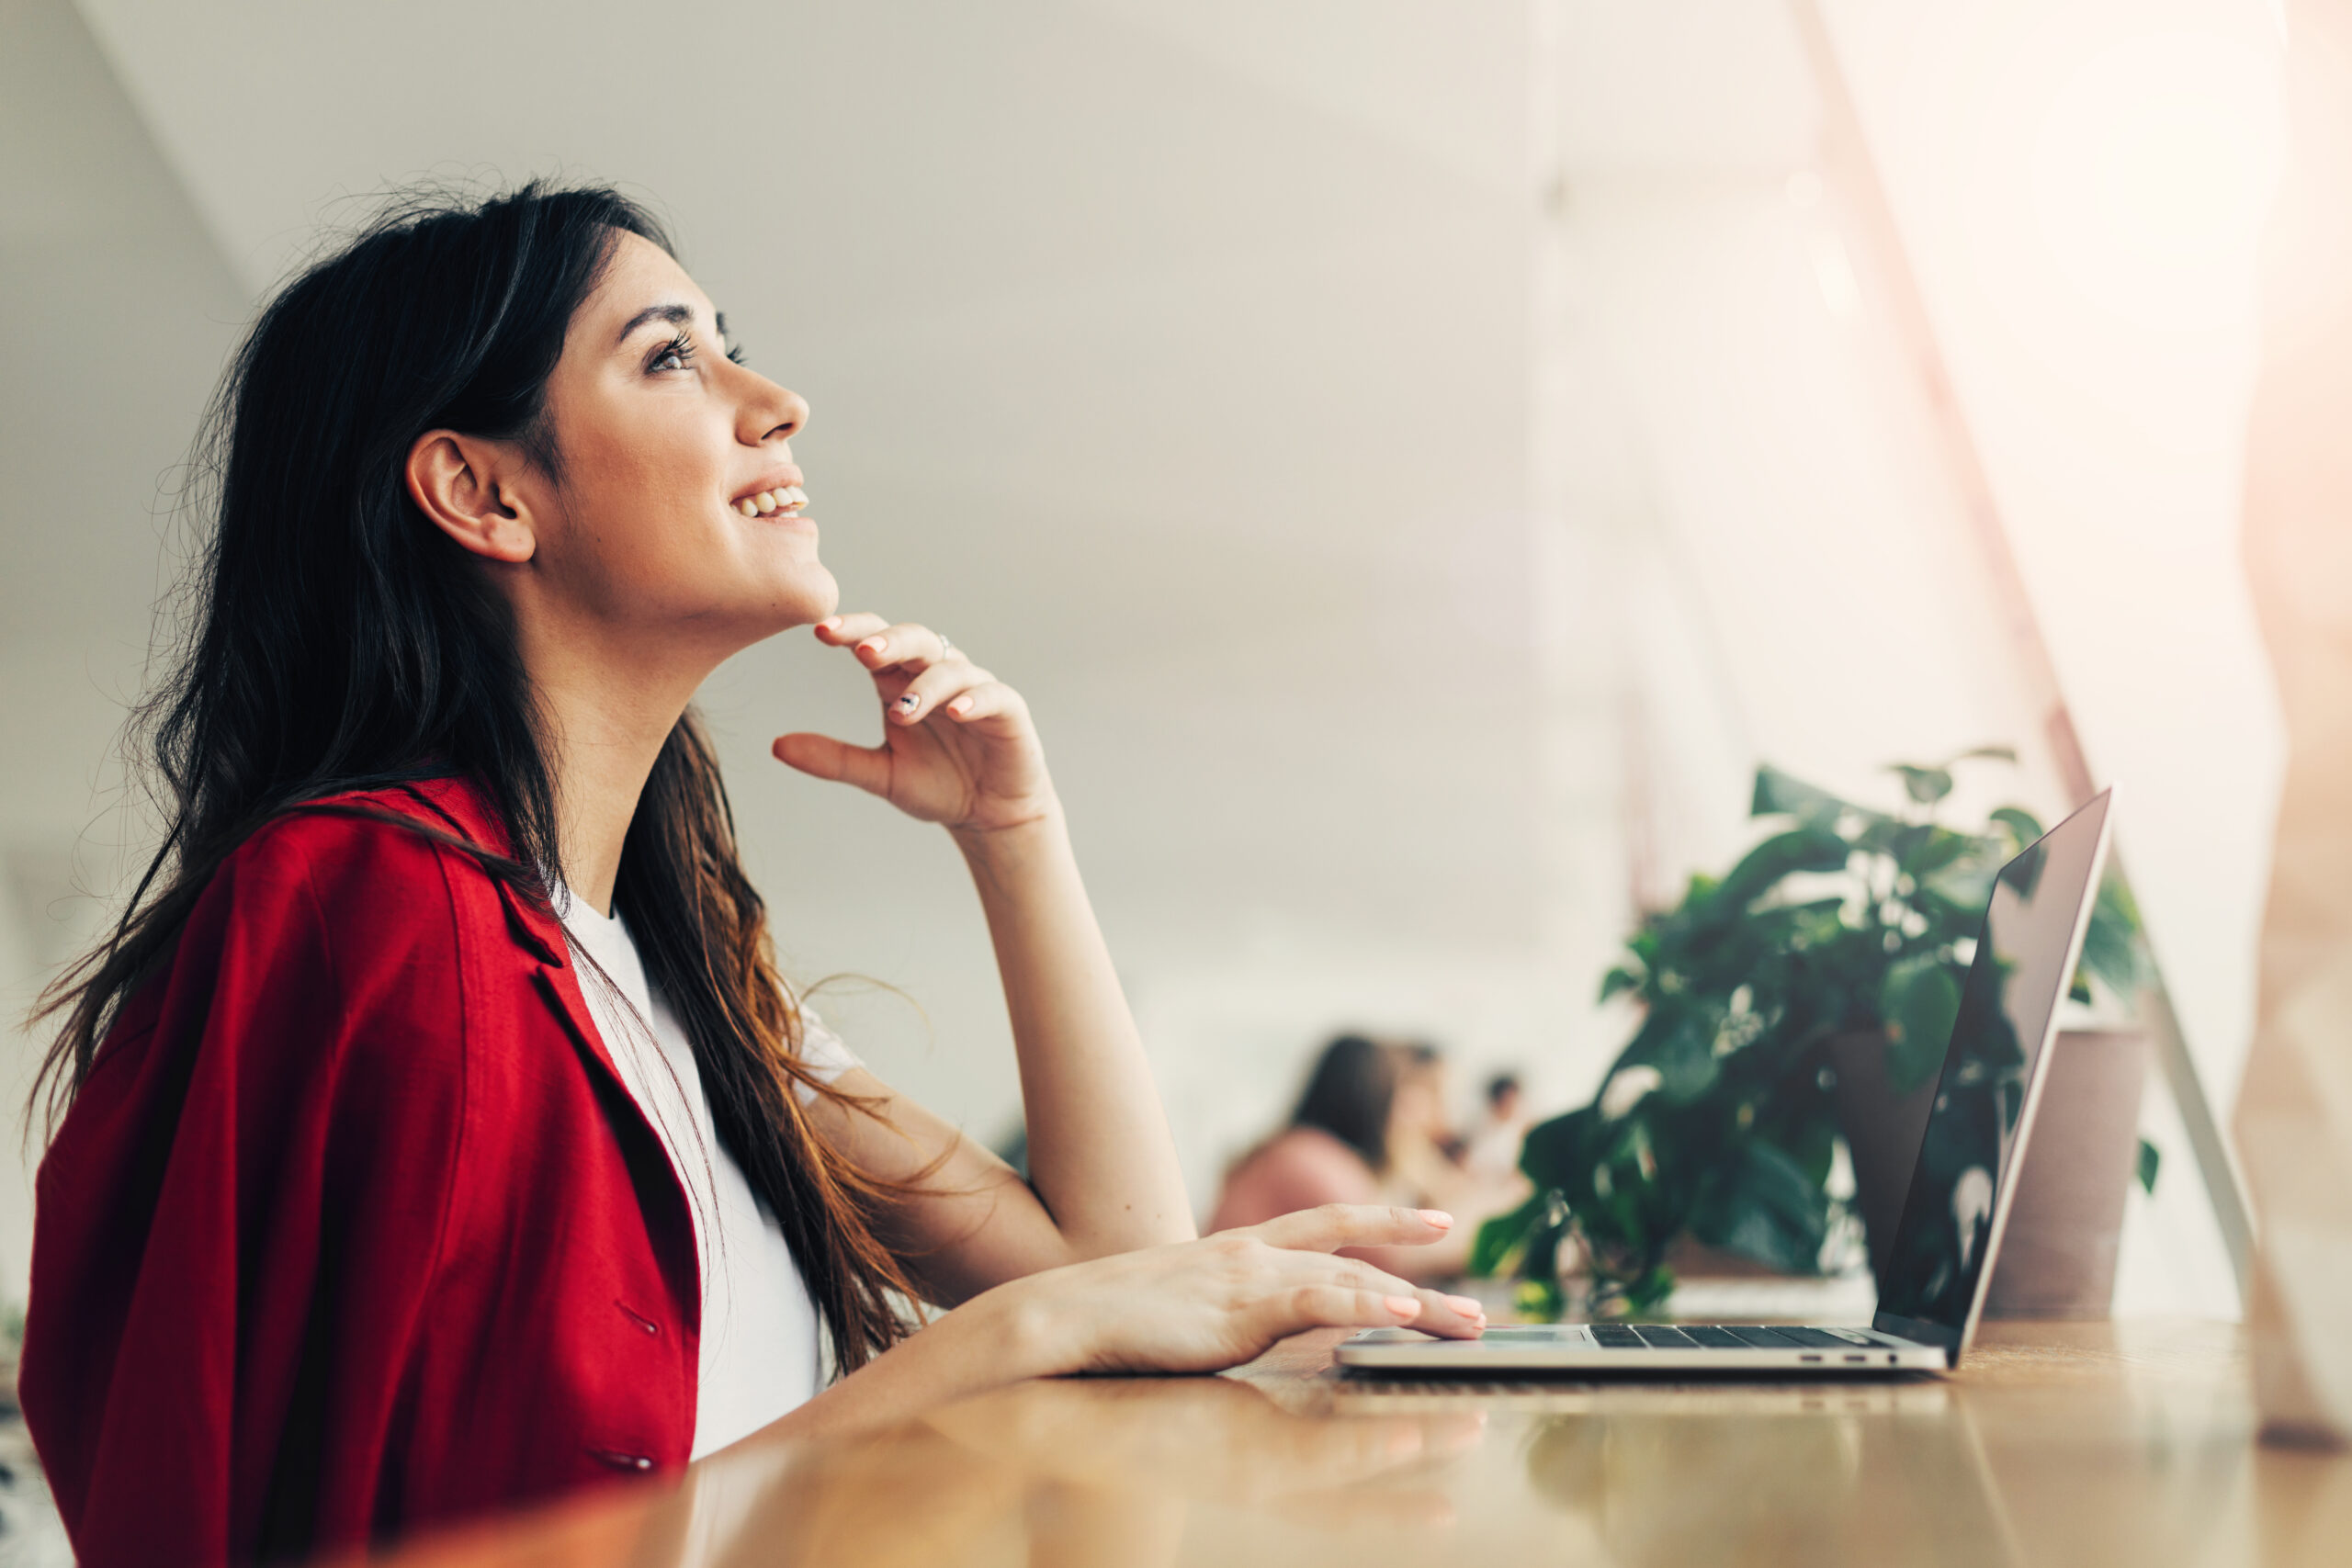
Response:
[406,431,537,564]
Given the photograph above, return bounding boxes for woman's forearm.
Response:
[764,1281,1058,1445]
[952,807,1194,1256]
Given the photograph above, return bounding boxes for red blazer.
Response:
[22,778,703,1566]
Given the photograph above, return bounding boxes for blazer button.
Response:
[614,1299,662,1336]
[588,1447,657,1472]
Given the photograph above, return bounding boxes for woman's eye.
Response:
[648,333,696,373]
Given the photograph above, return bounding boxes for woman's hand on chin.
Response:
[998,1205,1487,1378]
[773,612,1057,834]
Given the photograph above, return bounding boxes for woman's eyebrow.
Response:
[613,301,695,346]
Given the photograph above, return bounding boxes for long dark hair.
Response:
[31,179,922,1371]
[1290,1034,1403,1171]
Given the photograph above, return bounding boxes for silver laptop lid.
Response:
[1871,789,2116,1361]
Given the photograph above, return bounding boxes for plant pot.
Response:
[1832,1027,2152,1318]
[1826,1030,1937,1286]
[1981,1028,2150,1319]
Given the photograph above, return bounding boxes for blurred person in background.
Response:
[16,181,1486,1568]
[1385,1044,1530,1248]
[1210,1036,1524,1282]
[1382,1041,1463,1203]
[1464,1071,1529,1184]
[1209,1035,1409,1255]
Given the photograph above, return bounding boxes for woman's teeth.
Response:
[736,485,808,517]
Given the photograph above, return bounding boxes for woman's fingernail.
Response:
[858,637,887,656]
[947,695,974,716]
[894,693,920,713]
[1385,1295,1421,1319]
[1419,1209,1453,1229]
[818,616,842,632]
[1445,1295,1483,1315]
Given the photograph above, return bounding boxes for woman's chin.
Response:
[751,565,841,637]
[788,563,842,625]
[675,572,839,661]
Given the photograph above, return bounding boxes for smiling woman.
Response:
[15,181,1485,1568]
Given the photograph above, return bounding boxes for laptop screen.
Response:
[1872,790,2112,1354]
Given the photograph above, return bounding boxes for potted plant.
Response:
[1472,750,2149,1319]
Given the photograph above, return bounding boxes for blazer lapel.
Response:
[395,777,647,1116]
[498,877,634,1091]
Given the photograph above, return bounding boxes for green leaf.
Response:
[1688,1140,1831,1274]
[1630,1011,1723,1103]
[1620,1262,1677,1314]
[1598,965,1641,1004]
[1469,1190,1549,1277]
[1854,817,1930,864]
[1945,745,2019,766]
[1719,828,1853,910]
[2076,872,2146,1001]
[1516,1276,1568,1322]
[2003,841,2050,900]
[2098,869,2143,934]
[1906,829,1974,880]
[1881,958,1963,1093]
[1780,1114,1838,1189]
[1889,763,1953,807]
[1751,765,1869,828]
[1990,807,2045,851]
[1518,1108,1594,1190]
[2137,1137,2161,1196]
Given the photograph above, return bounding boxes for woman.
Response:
[1209,1037,1525,1282]
[19,182,1486,1567]
[1209,1037,1403,1236]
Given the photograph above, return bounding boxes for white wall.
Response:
[0,0,250,1318]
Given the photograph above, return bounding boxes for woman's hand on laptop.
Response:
[780,1206,1485,1444]
[999,1204,1488,1377]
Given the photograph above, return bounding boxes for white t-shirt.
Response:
[559,888,863,1458]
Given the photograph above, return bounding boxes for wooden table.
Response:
[379,1321,2352,1567]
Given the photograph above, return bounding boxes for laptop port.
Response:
[1845,1354,1867,1363]
[1800,1354,1821,1362]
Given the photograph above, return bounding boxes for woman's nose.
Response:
[746,379,809,445]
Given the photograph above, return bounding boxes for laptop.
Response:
[1336,787,2116,1376]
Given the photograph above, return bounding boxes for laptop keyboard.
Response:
[1589,1324,1882,1350]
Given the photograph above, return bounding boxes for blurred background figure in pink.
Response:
[1209,1036,1525,1282]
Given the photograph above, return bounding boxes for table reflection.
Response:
[1521,1390,2009,1567]
[619,1375,1486,1568]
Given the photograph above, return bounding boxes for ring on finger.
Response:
[936,634,956,660]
